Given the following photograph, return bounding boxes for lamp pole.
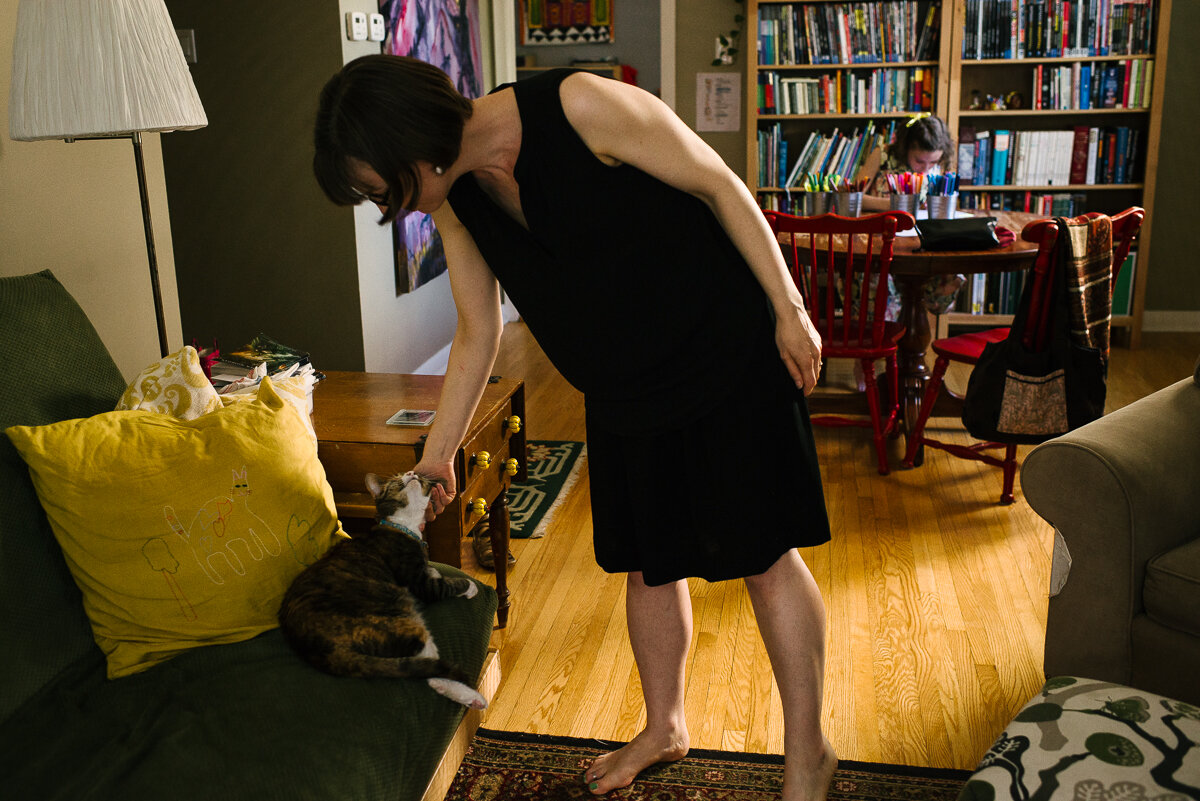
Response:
[67,132,170,358]
[130,132,170,358]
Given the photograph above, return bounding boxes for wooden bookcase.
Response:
[745,0,1170,346]
[747,0,954,206]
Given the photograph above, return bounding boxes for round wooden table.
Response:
[789,210,1042,436]
[888,210,1041,431]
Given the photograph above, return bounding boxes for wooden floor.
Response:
[463,322,1200,771]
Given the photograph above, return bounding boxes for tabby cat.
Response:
[278,471,486,709]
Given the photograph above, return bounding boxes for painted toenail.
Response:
[589,782,598,791]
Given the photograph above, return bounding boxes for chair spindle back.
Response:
[765,211,914,350]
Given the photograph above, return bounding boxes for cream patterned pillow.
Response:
[116,346,222,420]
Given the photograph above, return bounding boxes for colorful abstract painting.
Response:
[380,0,484,293]
[522,1,613,45]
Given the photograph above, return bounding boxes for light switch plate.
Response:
[175,28,197,64]
[368,13,387,42]
[345,12,368,41]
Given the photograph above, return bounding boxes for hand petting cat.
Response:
[412,459,456,521]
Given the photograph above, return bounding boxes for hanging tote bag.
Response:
[960,220,1108,444]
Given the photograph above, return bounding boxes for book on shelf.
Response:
[959,126,1140,187]
[1112,249,1137,317]
[991,130,1011,187]
[757,2,940,66]
[1032,58,1151,111]
[966,0,1155,60]
[953,268,1028,318]
[1101,63,1121,108]
[1069,125,1090,185]
[758,121,886,191]
[1085,126,1099,185]
[975,130,992,187]
[1114,126,1129,183]
[914,1,942,61]
[759,67,932,115]
[971,273,986,314]
[957,123,976,185]
[958,189,1087,216]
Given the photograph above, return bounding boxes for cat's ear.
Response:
[365,473,386,499]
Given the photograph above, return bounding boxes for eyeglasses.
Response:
[355,187,390,207]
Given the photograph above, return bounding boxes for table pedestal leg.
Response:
[894,273,932,465]
[489,490,511,629]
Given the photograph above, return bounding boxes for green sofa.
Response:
[0,270,497,800]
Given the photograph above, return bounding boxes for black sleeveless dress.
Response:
[447,70,831,585]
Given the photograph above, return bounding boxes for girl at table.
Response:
[859,114,963,331]
[313,56,837,801]
[861,113,953,213]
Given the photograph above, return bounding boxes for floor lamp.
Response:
[9,0,208,358]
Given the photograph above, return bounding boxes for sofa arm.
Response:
[1021,376,1200,684]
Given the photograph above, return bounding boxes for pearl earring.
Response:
[434,165,445,176]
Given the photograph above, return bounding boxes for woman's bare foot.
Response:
[584,725,689,795]
[782,736,838,801]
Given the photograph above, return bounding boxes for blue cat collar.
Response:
[374,519,427,548]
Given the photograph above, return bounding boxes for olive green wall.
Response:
[161,0,367,371]
[675,0,748,178]
[1145,0,1200,320]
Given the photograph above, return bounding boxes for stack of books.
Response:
[209,334,323,409]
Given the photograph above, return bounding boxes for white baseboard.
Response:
[1142,310,1200,332]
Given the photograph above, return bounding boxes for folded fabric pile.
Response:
[117,345,317,443]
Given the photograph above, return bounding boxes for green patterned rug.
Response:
[445,729,971,800]
[507,441,586,539]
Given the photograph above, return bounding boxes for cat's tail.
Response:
[342,655,488,709]
[427,677,487,710]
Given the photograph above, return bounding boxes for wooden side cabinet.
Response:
[311,371,527,627]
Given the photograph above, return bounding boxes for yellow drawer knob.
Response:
[504,458,519,476]
[470,498,489,516]
[505,415,522,433]
[473,451,492,469]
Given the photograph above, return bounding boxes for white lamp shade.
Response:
[9,0,208,141]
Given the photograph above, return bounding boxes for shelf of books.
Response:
[747,0,950,212]
[749,0,1170,345]
[943,0,1169,344]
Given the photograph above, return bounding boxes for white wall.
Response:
[340,0,518,375]
[0,1,183,381]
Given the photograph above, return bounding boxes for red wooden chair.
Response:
[765,210,916,475]
[900,207,1144,503]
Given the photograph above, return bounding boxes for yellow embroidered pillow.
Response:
[220,372,317,445]
[115,345,223,420]
[5,379,343,679]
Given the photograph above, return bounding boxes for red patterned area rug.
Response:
[445,729,971,800]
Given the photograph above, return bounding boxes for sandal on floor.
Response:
[470,516,516,571]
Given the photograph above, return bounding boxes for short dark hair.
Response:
[893,115,953,169]
[313,55,473,224]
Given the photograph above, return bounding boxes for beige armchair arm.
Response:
[1021,376,1200,683]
